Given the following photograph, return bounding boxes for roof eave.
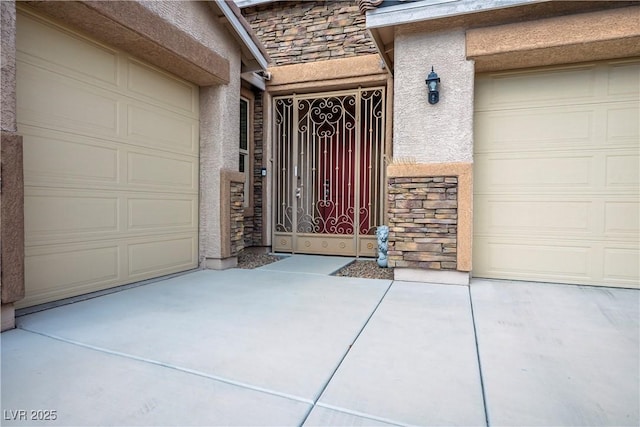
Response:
[367,0,548,29]
[366,0,549,73]
[211,0,270,73]
[235,0,276,8]
[368,27,394,75]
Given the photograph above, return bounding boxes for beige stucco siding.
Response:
[199,74,242,263]
[393,29,474,163]
[1,1,16,133]
[20,1,231,86]
[467,6,640,72]
[140,1,235,61]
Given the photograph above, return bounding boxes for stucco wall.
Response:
[1,1,16,133]
[140,1,235,60]
[21,1,230,86]
[199,61,242,263]
[1,1,24,328]
[393,29,474,163]
[467,5,640,72]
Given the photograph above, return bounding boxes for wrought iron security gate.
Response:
[273,88,386,256]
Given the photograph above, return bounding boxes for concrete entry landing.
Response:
[259,254,355,275]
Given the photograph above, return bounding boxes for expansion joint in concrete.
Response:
[298,280,395,426]
[17,326,313,407]
[467,286,490,426]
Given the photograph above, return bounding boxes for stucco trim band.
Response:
[467,6,640,72]
[388,162,472,272]
[22,1,230,86]
[1,132,24,305]
[267,54,388,94]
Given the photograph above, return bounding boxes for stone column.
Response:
[386,163,472,285]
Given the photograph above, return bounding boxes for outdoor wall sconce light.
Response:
[425,66,440,105]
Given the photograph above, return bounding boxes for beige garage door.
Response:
[17,9,200,307]
[474,59,639,288]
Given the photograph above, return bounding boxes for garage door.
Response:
[17,9,199,307]
[474,60,639,288]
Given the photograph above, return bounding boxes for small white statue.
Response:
[376,225,389,268]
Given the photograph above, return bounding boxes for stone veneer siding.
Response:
[387,177,458,269]
[230,180,245,256]
[244,91,264,248]
[241,1,377,66]
[252,92,264,245]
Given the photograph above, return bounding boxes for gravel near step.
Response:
[333,260,394,280]
[236,249,394,280]
[237,250,283,270]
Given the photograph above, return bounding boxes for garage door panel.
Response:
[606,105,640,142]
[128,197,197,231]
[475,66,596,110]
[127,104,197,155]
[17,11,118,87]
[478,196,639,239]
[22,124,198,193]
[477,239,592,279]
[476,103,638,152]
[128,236,197,278]
[475,109,593,148]
[25,191,119,239]
[606,153,639,186]
[127,151,197,191]
[603,247,640,283]
[475,238,638,287]
[474,60,639,287]
[22,128,119,185]
[607,61,640,96]
[25,192,198,246]
[477,198,592,235]
[127,59,198,114]
[25,244,121,306]
[18,62,120,137]
[17,8,200,307]
[475,154,594,188]
[477,150,638,192]
[604,202,639,235]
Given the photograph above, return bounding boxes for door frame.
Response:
[272,87,387,257]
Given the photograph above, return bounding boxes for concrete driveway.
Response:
[1,255,638,426]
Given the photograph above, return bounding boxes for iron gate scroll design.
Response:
[274,88,385,256]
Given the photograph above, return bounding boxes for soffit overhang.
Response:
[366,0,639,73]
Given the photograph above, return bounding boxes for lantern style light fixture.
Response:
[425,66,440,105]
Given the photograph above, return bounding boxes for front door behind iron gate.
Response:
[273,88,386,256]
